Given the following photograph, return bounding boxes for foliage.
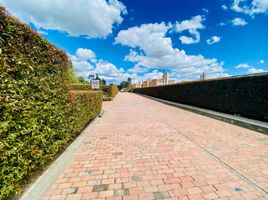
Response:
[0,7,102,199]
[66,66,78,83]
[67,84,118,101]
[67,83,91,91]
[68,90,102,134]
[118,77,131,90]
[101,85,119,101]
[133,74,268,122]
[77,76,88,84]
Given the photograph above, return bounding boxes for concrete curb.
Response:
[20,111,104,200]
[137,94,268,135]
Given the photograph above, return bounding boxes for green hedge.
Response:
[67,83,91,91]
[68,90,102,133]
[67,84,119,100]
[101,85,119,100]
[0,7,102,199]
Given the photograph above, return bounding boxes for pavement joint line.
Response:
[136,93,268,135]
[141,96,268,196]
[20,110,104,200]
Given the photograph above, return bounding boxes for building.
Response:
[141,72,176,88]
[133,81,142,88]
[142,80,150,88]
[149,79,164,87]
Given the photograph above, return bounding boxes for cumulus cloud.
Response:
[76,48,96,62]
[235,63,251,68]
[206,36,221,45]
[231,18,248,26]
[222,4,228,10]
[231,0,268,16]
[128,65,149,74]
[115,23,228,80]
[259,59,265,64]
[70,48,140,84]
[0,0,127,38]
[37,30,48,35]
[174,15,206,44]
[247,67,265,73]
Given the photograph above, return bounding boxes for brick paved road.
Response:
[44,93,268,200]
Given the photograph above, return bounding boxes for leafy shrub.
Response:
[101,85,119,100]
[0,7,102,199]
[67,84,118,101]
[68,90,102,134]
[67,83,91,91]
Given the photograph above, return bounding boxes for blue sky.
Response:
[1,0,268,83]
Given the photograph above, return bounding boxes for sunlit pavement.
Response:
[43,92,268,200]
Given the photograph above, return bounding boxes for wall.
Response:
[134,74,268,122]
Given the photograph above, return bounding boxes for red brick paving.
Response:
[44,93,268,200]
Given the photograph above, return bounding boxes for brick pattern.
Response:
[44,93,267,200]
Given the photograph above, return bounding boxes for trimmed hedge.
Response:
[67,83,91,91]
[67,84,119,100]
[68,90,102,133]
[0,7,102,199]
[133,74,268,122]
[101,85,119,100]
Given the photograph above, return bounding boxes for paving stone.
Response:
[92,184,109,192]
[131,176,142,182]
[124,188,130,195]
[44,93,268,199]
[153,191,170,199]
[112,152,123,156]
[62,187,78,194]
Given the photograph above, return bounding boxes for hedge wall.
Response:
[0,7,102,199]
[67,84,119,100]
[67,83,91,91]
[101,85,119,100]
[134,74,268,122]
[68,90,102,133]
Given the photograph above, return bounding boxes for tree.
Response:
[127,77,132,87]
[95,74,101,80]
[101,78,106,85]
[77,76,87,84]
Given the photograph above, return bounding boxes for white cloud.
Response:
[219,22,227,26]
[76,48,96,62]
[231,0,268,16]
[202,8,209,13]
[115,23,228,80]
[0,0,127,38]
[247,67,265,73]
[174,15,206,44]
[70,48,132,84]
[207,36,221,45]
[115,22,173,57]
[179,29,201,44]
[37,30,48,35]
[222,4,228,10]
[259,59,265,64]
[128,65,149,74]
[231,18,248,26]
[234,63,251,68]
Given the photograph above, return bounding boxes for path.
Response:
[43,93,268,200]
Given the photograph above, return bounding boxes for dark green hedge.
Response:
[134,74,268,122]
[0,7,102,199]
